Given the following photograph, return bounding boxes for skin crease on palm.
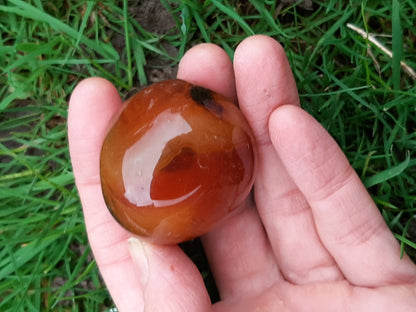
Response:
[68,35,416,311]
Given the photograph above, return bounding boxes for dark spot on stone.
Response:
[190,86,212,104]
[190,86,224,115]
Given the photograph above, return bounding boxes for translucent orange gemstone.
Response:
[100,79,256,244]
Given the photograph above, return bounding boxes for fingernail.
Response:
[128,237,149,286]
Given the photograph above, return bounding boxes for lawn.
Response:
[1,0,416,310]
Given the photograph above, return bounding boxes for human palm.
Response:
[68,35,416,311]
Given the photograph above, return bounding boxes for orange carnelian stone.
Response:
[100,79,256,244]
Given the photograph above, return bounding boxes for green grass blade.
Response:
[210,0,255,35]
[1,0,119,60]
[364,153,411,188]
[123,0,133,87]
[75,1,95,47]
[0,235,57,280]
[392,0,402,90]
[395,234,416,249]
[308,9,353,65]
[248,0,287,38]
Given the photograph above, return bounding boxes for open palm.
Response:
[68,35,416,311]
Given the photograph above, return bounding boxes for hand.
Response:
[68,35,416,311]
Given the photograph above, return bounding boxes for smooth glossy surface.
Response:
[100,79,256,244]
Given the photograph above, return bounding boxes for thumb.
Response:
[128,238,212,312]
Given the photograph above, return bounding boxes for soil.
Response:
[129,0,179,86]
[123,0,315,87]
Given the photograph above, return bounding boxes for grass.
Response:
[1,0,416,310]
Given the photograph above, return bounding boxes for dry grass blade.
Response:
[347,23,416,80]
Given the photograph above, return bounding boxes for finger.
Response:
[69,78,211,311]
[269,105,416,286]
[178,42,279,299]
[214,280,416,312]
[68,78,146,311]
[234,35,342,284]
[177,43,237,102]
[129,238,211,311]
[202,197,280,299]
[68,77,122,186]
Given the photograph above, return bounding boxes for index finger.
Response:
[178,42,280,299]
